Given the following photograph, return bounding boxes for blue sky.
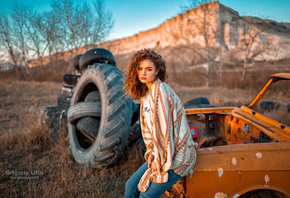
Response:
[0,0,289,41]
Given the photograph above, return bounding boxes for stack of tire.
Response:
[42,71,79,140]
[66,48,143,168]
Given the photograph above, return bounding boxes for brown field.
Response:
[0,69,289,197]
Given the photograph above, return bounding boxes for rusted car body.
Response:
[168,73,290,198]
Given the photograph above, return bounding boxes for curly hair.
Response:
[124,48,168,100]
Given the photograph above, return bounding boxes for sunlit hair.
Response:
[124,48,168,100]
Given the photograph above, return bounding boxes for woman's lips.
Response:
[141,77,146,80]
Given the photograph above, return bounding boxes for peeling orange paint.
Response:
[215,192,227,198]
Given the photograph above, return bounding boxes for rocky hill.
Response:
[29,1,290,73]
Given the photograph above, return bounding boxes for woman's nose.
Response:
[142,69,146,75]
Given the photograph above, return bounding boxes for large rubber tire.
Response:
[57,85,74,114]
[63,74,80,86]
[67,63,135,168]
[85,91,101,102]
[79,48,116,73]
[76,117,100,142]
[73,54,82,71]
[184,97,210,106]
[68,101,101,125]
[128,120,142,144]
[260,101,281,112]
[42,107,64,141]
[184,97,216,109]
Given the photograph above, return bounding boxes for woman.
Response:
[124,49,197,198]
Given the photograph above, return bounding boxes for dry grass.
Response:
[0,69,289,197]
[0,79,146,197]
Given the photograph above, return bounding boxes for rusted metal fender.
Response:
[185,142,290,198]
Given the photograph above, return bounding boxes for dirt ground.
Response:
[0,78,289,197]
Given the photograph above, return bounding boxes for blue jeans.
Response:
[124,161,182,198]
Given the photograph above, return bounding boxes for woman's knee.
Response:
[124,178,139,198]
[125,177,135,192]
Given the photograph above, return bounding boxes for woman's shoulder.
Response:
[160,81,176,96]
[141,90,149,101]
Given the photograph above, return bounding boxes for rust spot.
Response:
[233,194,240,198]
[189,170,193,179]
[265,174,270,184]
[232,157,237,166]
[235,169,241,174]
[218,168,224,177]
[215,192,227,198]
[256,152,263,158]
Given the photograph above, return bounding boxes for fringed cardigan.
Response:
[137,79,198,192]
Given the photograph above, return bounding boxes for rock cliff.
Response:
[29,1,290,70]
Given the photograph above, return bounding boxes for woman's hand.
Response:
[148,154,157,172]
[148,154,154,169]
[151,161,157,172]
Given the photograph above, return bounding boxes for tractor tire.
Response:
[128,120,142,144]
[63,74,80,86]
[260,101,281,112]
[76,117,100,142]
[57,93,72,113]
[73,54,82,71]
[184,97,217,109]
[68,101,101,125]
[85,91,101,102]
[79,48,116,73]
[67,63,135,168]
[57,85,74,114]
[184,97,210,106]
[42,106,64,141]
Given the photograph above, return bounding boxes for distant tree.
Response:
[238,20,272,79]
[0,12,22,74]
[91,0,114,45]
[32,11,62,66]
[78,2,92,50]
[175,0,219,86]
[51,0,83,54]
[10,3,30,68]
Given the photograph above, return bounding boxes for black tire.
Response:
[57,85,74,114]
[67,63,135,168]
[184,97,215,109]
[73,54,82,71]
[57,93,72,113]
[239,189,285,198]
[79,48,116,72]
[63,74,80,86]
[62,85,74,95]
[129,137,146,159]
[85,91,101,102]
[131,103,140,125]
[128,120,142,144]
[42,107,64,141]
[68,101,101,125]
[184,97,210,106]
[260,101,281,112]
[76,117,100,142]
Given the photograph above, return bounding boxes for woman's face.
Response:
[137,59,157,88]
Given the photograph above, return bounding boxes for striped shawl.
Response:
[137,79,198,192]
